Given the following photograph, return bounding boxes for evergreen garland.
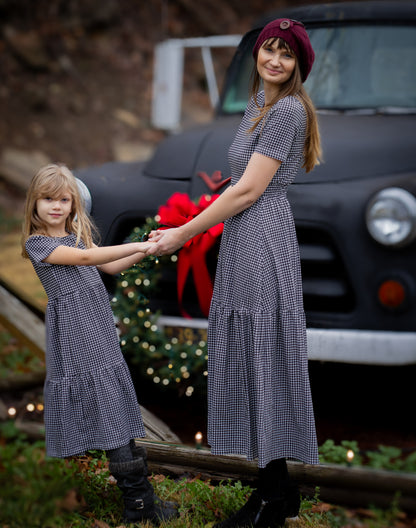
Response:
[111,216,209,398]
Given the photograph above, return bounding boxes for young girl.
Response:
[21,163,177,525]
[147,18,321,528]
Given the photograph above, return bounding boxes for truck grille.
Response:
[297,226,355,314]
[149,228,355,319]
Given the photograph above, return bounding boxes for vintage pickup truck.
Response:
[77,1,416,366]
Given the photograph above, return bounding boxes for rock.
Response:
[0,148,50,191]
[112,141,155,162]
[113,108,141,129]
[3,26,51,71]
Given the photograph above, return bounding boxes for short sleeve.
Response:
[25,235,64,266]
[255,97,304,163]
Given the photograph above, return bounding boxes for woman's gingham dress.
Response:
[26,234,145,458]
[207,93,319,468]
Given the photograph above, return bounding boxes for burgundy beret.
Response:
[252,18,315,82]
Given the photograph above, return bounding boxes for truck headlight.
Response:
[366,187,416,247]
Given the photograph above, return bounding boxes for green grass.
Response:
[0,422,413,528]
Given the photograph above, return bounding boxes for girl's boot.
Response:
[109,458,178,525]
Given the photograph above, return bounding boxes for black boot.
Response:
[109,458,178,525]
[213,486,299,528]
[130,442,179,514]
[213,458,300,528]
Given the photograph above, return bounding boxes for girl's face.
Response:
[36,191,73,236]
[257,39,296,88]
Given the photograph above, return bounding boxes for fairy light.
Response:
[8,407,16,417]
[36,403,44,412]
[128,291,135,299]
[135,278,142,286]
[147,367,154,375]
[121,280,128,288]
[346,449,355,466]
[26,403,35,412]
[195,431,203,449]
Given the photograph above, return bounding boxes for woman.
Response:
[148,18,321,527]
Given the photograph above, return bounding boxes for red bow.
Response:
[157,193,223,318]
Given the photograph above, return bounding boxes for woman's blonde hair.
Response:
[21,163,98,258]
[250,37,322,173]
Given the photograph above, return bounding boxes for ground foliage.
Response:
[1,421,416,528]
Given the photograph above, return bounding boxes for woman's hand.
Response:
[146,227,187,256]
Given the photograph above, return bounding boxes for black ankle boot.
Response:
[213,484,299,528]
[213,490,264,528]
[109,458,178,525]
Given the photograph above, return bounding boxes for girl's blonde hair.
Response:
[249,37,322,173]
[21,163,98,258]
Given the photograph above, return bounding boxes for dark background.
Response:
[0,0,362,171]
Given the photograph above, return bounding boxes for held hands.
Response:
[146,227,186,256]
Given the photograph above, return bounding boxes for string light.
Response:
[195,431,203,449]
[346,449,355,466]
[26,403,35,412]
[8,407,16,417]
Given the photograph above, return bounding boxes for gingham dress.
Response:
[26,234,145,458]
[207,93,319,468]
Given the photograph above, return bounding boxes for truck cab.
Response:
[78,1,416,366]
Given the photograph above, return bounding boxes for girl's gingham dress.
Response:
[26,234,145,458]
[208,93,319,468]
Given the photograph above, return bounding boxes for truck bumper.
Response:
[307,328,416,365]
[159,316,416,366]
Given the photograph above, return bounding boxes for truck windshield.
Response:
[221,25,416,113]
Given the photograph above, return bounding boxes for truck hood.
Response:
[144,113,416,194]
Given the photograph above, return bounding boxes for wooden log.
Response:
[136,439,416,512]
[0,282,46,356]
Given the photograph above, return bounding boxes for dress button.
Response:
[280,20,291,30]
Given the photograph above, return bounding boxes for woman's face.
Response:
[257,39,296,87]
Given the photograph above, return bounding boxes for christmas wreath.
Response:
[112,193,223,398]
